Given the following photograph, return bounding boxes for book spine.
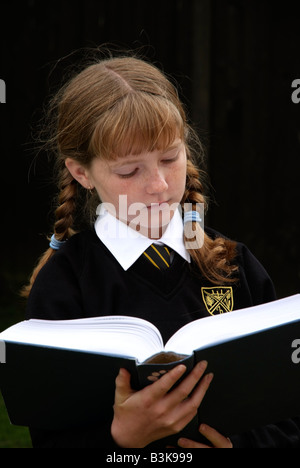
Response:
[136,354,194,389]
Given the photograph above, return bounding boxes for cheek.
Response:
[170,162,187,192]
[97,178,140,213]
[118,179,144,200]
[94,178,120,205]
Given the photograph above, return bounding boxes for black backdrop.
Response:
[1,0,300,313]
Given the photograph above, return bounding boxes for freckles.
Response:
[114,181,141,207]
[170,163,186,183]
[117,180,136,198]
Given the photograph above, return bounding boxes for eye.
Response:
[162,151,180,164]
[161,147,181,164]
[162,157,177,164]
[117,168,139,179]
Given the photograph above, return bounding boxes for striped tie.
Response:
[143,244,171,270]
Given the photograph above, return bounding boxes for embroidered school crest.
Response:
[201,287,234,316]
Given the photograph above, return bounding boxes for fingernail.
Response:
[178,438,189,447]
[177,364,187,373]
[197,360,208,370]
[199,424,206,432]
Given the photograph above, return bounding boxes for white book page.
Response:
[165,294,300,355]
[0,316,164,363]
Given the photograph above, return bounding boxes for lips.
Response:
[146,201,169,208]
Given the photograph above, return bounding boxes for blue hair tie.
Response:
[49,234,67,250]
[184,210,202,224]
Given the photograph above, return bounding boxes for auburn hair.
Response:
[22,53,238,298]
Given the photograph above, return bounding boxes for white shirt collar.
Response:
[94,207,191,271]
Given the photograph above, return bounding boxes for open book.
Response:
[2,294,300,363]
[0,294,300,439]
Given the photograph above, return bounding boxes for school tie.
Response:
[143,244,171,270]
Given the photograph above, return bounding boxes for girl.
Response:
[23,52,300,448]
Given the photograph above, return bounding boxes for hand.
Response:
[177,424,233,448]
[111,361,213,448]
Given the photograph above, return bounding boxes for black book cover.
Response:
[1,319,300,440]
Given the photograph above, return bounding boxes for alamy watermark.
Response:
[96,197,205,248]
[291,339,300,364]
[291,79,300,104]
[0,340,5,363]
[0,79,6,103]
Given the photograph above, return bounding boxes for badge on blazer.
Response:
[201,287,234,316]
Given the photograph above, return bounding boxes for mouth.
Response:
[146,201,169,209]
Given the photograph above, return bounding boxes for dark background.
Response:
[1,0,300,324]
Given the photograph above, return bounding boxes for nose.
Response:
[145,168,168,195]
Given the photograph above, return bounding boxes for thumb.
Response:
[114,368,134,405]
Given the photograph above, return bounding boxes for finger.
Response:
[199,424,233,448]
[166,361,210,406]
[114,368,134,405]
[185,371,214,409]
[177,437,212,449]
[146,364,188,399]
[165,372,213,432]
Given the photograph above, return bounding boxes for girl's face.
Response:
[66,139,187,238]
